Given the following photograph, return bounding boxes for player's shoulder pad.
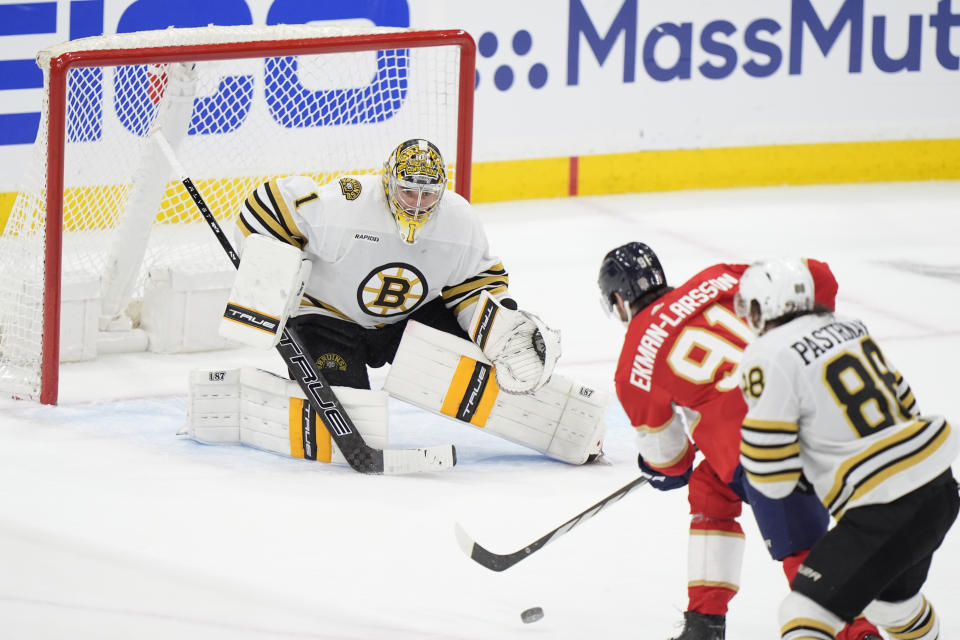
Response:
[277,174,320,200]
[437,189,473,218]
[431,190,483,236]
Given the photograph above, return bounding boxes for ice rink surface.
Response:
[1,181,959,639]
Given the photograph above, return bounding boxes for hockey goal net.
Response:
[0,25,475,404]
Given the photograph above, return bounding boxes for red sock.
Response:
[687,585,736,616]
[836,616,881,640]
[780,550,809,584]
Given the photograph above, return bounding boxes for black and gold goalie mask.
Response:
[382,138,446,244]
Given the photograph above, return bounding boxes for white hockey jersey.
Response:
[235,174,508,330]
[739,312,957,519]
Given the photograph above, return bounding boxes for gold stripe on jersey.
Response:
[833,420,951,518]
[300,294,353,322]
[643,439,693,469]
[740,440,801,462]
[824,418,950,516]
[745,468,803,485]
[442,264,510,314]
[241,182,305,249]
[687,579,739,591]
[449,286,509,316]
[684,412,703,436]
[823,417,928,508]
[264,178,305,244]
[294,192,318,209]
[742,417,799,434]
[442,271,509,299]
[635,412,676,433]
[243,189,294,246]
[894,373,919,415]
[689,529,745,539]
[237,212,258,238]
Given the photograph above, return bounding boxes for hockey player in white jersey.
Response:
[183,139,607,466]
[734,258,959,640]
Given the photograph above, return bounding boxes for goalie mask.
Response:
[382,139,446,244]
[734,258,814,334]
[597,242,667,325]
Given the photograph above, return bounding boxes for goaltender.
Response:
[181,139,607,466]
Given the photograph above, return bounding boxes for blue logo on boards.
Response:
[0,0,411,145]
[476,30,549,91]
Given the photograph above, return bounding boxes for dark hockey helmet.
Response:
[597,242,667,319]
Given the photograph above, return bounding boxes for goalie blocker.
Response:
[219,234,312,349]
[182,368,387,465]
[385,321,608,464]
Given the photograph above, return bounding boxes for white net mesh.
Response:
[0,25,468,402]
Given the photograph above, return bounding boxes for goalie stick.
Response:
[153,132,455,475]
[454,475,649,571]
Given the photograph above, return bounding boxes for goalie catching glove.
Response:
[467,290,560,394]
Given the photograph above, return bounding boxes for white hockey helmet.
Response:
[382,138,446,244]
[734,258,814,334]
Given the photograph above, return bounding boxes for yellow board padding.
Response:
[579,138,960,196]
[440,355,499,427]
[288,397,333,463]
[472,156,570,202]
[3,138,958,230]
[469,138,960,202]
[0,191,16,234]
[0,172,344,234]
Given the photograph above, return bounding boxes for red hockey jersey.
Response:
[614,260,837,483]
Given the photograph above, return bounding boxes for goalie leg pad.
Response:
[384,321,607,464]
[184,368,387,465]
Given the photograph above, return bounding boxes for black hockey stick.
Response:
[153,132,455,475]
[454,476,649,571]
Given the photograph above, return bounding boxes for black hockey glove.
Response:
[638,454,692,491]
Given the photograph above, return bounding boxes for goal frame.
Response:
[37,28,476,405]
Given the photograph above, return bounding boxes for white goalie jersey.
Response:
[738,312,958,519]
[235,174,508,330]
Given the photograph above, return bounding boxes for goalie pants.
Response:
[288,298,468,389]
[790,470,959,622]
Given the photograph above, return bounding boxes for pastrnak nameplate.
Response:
[440,356,499,427]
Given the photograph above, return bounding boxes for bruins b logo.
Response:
[357,263,428,317]
[339,177,362,201]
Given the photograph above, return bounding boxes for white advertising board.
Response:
[0,0,958,190]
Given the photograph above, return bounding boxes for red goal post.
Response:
[0,25,476,405]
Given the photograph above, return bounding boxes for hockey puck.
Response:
[520,607,544,624]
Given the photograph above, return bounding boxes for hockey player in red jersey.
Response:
[597,242,880,640]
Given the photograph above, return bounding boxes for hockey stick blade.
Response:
[454,476,650,571]
[153,132,455,475]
